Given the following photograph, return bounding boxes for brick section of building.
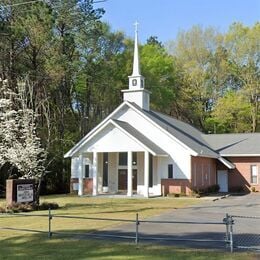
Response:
[161,156,218,196]
[70,178,93,194]
[227,157,260,192]
[161,179,191,196]
[70,178,79,194]
[191,156,217,191]
[83,178,93,194]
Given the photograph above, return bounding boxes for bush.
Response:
[0,201,59,213]
[193,184,220,196]
[38,202,59,210]
[167,193,180,198]
[0,206,6,213]
[207,184,220,193]
[6,202,34,213]
[251,187,257,192]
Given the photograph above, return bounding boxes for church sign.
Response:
[17,183,34,203]
[6,179,35,205]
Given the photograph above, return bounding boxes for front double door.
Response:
[118,169,137,191]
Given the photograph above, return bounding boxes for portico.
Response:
[76,150,152,197]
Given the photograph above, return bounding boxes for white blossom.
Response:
[0,80,46,179]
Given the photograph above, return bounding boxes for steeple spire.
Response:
[128,21,145,90]
[122,22,150,110]
[132,21,140,76]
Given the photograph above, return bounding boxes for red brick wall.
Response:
[227,157,260,192]
[70,178,78,194]
[161,157,217,196]
[161,179,192,195]
[70,178,93,194]
[83,178,93,194]
[191,156,217,190]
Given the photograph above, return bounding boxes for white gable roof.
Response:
[64,110,167,157]
[64,101,235,169]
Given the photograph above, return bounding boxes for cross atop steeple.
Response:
[134,21,139,33]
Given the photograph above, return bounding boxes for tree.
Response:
[141,40,178,114]
[206,91,252,133]
[167,25,223,130]
[225,22,260,132]
[0,78,46,204]
[74,23,126,136]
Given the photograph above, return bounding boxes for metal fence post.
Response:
[48,207,52,238]
[229,215,234,253]
[224,213,229,247]
[135,213,139,245]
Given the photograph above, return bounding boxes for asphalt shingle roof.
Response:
[129,102,219,158]
[129,102,259,160]
[203,133,260,155]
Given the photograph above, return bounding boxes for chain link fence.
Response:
[1,210,259,253]
[231,215,260,251]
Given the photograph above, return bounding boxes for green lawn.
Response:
[0,195,258,259]
[0,194,201,238]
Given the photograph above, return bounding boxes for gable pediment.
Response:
[75,119,167,156]
[80,122,145,153]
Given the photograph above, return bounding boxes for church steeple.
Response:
[128,22,145,90]
[122,22,150,110]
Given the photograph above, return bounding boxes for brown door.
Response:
[132,169,137,191]
[118,169,137,191]
[118,169,127,190]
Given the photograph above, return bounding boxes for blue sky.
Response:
[97,0,260,43]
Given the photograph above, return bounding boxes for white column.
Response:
[127,151,133,197]
[92,151,98,196]
[144,151,149,198]
[78,154,84,196]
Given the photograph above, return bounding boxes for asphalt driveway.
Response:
[93,194,260,250]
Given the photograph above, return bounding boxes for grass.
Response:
[0,194,200,238]
[0,194,258,259]
[0,235,258,260]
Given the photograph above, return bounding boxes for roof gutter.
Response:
[218,157,235,169]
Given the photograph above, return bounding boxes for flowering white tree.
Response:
[0,78,46,204]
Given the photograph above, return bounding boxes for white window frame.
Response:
[251,165,258,184]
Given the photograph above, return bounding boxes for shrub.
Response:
[38,202,59,210]
[6,202,34,213]
[193,184,220,196]
[167,193,180,198]
[207,184,220,193]
[0,206,6,213]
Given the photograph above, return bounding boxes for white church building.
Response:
[64,26,260,197]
